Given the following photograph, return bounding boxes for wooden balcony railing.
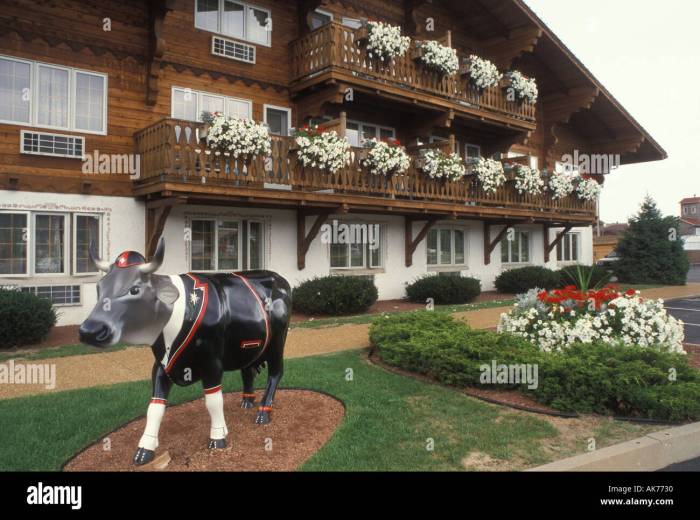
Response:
[134,119,595,219]
[289,22,537,124]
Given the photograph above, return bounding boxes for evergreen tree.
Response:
[614,197,689,285]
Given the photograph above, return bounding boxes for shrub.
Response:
[494,266,560,294]
[556,264,611,290]
[405,275,481,305]
[0,289,57,349]
[293,275,378,316]
[371,312,700,421]
[614,196,689,285]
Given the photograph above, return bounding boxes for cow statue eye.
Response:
[129,286,140,296]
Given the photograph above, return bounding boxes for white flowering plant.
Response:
[204,112,271,160]
[575,176,603,202]
[548,170,575,200]
[417,40,460,76]
[473,157,506,194]
[362,138,411,176]
[505,70,539,104]
[419,149,466,181]
[498,286,685,354]
[365,21,411,61]
[513,165,544,195]
[464,55,502,90]
[294,125,351,174]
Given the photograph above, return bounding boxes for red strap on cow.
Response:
[242,393,256,398]
[258,406,273,412]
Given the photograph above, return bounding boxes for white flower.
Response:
[473,158,506,194]
[505,70,538,104]
[418,40,459,76]
[575,177,603,202]
[206,114,271,159]
[362,138,411,176]
[465,55,502,90]
[548,170,575,200]
[365,22,410,61]
[419,149,466,181]
[513,165,544,195]
[295,127,351,174]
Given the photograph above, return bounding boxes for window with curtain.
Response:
[501,230,530,264]
[427,227,466,266]
[329,223,383,270]
[557,232,580,263]
[190,218,264,271]
[74,214,101,274]
[195,0,272,46]
[37,65,69,129]
[34,214,66,274]
[0,57,30,123]
[74,72,105,132]
[0,213,28,275]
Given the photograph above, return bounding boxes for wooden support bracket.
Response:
[544,224,573,263]
[298,210,332,270]
[145,196,186,258]
[483,222,512,265]
[405,217,437,267]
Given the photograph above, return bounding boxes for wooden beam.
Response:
[145,196,185,258]
[483,223,511,265]
[146,0,175,106]
[405,217,438,267]
[543,224,573,263]
[298,210,331,270]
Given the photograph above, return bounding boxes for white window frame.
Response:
[263,104,292,136]
[347,120,395,148]
[0,210,30,279]
[341,17,363,29]
[171,86,252,122]
[194,0,272,47]
[33,212,70,278]
[329,221,385,271]
[501,230,531,265]
[246,219,265,270]
[311,9,334,29]
[72,213,103,276]
[190,217,223,273]
[189,217,266,272]
[465,143,481,160]
[0,54,108,135]
[556,232,581,264]
[427,226,468,268]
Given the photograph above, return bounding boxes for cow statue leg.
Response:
[134,362,172,466]
[255,334,286,425]
[202,366,228,449]
[240,366,256,409]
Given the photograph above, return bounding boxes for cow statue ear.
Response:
[153,276,180,305]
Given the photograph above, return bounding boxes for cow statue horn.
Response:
[89,241,112,272]
[139,237,165,274]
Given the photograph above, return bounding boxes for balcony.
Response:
[133,119,595,224]
[289,22,537,129]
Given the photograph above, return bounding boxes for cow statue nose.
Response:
[79,320,113,347]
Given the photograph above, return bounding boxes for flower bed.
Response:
[415,40,459,76]
[498,286,685,353]
[419,149,466,181]
[362,138,411,176]
[473,158,506,194]
[204,112,271,160]
[294,125,351,174]
[513,165,544,195]
[364,21,410,61]
[504,70,539,104]
[463,55,502,90]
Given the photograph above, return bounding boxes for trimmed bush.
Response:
[370,312,700,421]
[293,275,378,316]
[405,275,481,305]
[0,289,57,349]
[494,266,560,294]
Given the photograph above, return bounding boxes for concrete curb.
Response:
[528,421,700,471]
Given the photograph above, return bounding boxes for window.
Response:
[0,212,28,275]
[73,214,101,274]
[171,87,251,122]
[190,218,264,271]
[34,214,67,275]
[346,120,395,147]
[684,206,689,215]
[693,207,698,214]
[342,17,363,29]
[465,143,481,162]
[0,55,107,134]
[427,227,466,266]
[329,222,383,270]
[556,232,580,263]
[310,9,333,30]
[501,230,530,264]
[21,285,81,306]
[264,105,291,136]
[195,0,272,47]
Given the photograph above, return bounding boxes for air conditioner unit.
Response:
[211,35,256,64]
[21,130,84,159]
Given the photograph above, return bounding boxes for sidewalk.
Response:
[1,283,698,401]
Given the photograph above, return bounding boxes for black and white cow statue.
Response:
[78,237,292,465]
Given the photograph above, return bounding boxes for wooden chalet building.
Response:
[0,0,665,325]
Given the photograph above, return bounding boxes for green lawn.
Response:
[0,348,566,472]
[0,343,129,363]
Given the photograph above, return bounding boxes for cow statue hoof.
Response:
[208,438,227,449]
[241,396,255,409]
[255,407,272,425]
[133,447,156,466]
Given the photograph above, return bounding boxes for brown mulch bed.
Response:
[367,349,573,418]
[64,389,344,472]
[685,344,700,369]
[291,291,513,322]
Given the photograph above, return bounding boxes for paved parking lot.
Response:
[665,297,700,345]
[688,265,700,283]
